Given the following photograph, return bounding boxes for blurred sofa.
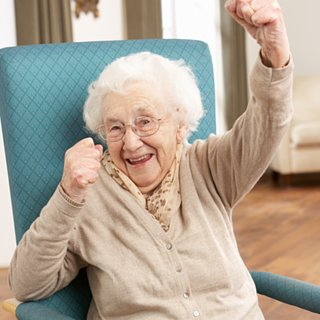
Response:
[270,75,320,178]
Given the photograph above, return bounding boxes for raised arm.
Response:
[193,0,293,208]
[9,138,102,300]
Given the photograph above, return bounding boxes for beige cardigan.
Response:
[9,57,293,320]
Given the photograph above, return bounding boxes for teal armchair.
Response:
[1,39,319,319]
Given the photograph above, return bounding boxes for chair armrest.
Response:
[251,271,320,314]
[2,298,21,316]
[15,301,76,320]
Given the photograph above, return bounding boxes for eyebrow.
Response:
[104,117,123,123]
[104,106,157,123]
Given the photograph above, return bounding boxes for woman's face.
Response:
[103,82,186,195]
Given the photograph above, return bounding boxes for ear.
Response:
[176,124,188,143]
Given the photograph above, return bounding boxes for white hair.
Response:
[83,51,204,140]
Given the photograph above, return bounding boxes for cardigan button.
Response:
[183,292,190,299]
[193,310,200,317]
[166,243,173,250]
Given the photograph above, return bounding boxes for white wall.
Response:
[161,0,225,132]
[0,0,17,267]
[280,0,320,75]
[246,0,320,76]
[71,0,126,42]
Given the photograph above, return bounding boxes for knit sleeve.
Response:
[9,186,88,301]
[193,56,293,209]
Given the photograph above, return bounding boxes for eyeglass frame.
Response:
[98,116,165,142]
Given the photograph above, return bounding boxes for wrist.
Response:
[59,182,86,205]
[260,49,290,68]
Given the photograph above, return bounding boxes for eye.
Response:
[110,125,122,132]
[107,123,124,136]
[136,117,153,130]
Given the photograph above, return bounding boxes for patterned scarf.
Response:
[102,144,182,232]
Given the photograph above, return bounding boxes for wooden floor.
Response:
[1,175,320,319]
[0,268,13,320]
[233,176,320,319]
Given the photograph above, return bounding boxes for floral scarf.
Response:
[102,144,182,232]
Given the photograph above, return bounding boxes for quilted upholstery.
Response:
[251,271,320,314]
[0,39,215,319]
[0,39,215,242]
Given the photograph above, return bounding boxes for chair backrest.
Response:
[0,39,215,319]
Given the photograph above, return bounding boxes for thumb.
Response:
[94,144,104,158]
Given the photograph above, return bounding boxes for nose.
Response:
[122,126,143,151]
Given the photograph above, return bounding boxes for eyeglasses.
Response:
[103,116,163,142]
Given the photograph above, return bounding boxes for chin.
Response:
[134,176,161,193]
[136,178,157,188]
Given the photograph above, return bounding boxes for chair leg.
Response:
[272,171,292,186]
[271,170,279,183]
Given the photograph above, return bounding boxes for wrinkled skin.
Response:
[225,0,290,68]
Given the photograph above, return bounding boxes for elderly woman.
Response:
[9,0,292,319]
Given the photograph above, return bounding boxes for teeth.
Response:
[129,155,149,163]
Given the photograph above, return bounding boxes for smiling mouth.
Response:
[126,154,153,165]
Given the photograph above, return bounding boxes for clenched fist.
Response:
[60,137,103,203]
[225,0,290,68]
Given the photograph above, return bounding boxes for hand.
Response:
[225,0,290,68]
[61,138,103,203]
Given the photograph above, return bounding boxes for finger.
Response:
[76,176,97,188]
[75,168,99,188]
[249,1,281,26]
[66,138,94,158]
[81,137,95,147]
[68,157,101,180]
[81,170,99,186]
[238,1,255,24]
[87,173,99,185]
[225,0,236,13]
[65,148,99,165]
[72,141,103,161]
[94,144,104,159]
[225,4,257,37]
[80,147,102,162]
[225,0,255,26]
[251,0,281,10]
[80,158,101,171]
[237,2,249,20]
[90,146,103,162]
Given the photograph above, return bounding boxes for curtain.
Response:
[124,0,162,39]
[220,1,248,130]
[15,0,73,45]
